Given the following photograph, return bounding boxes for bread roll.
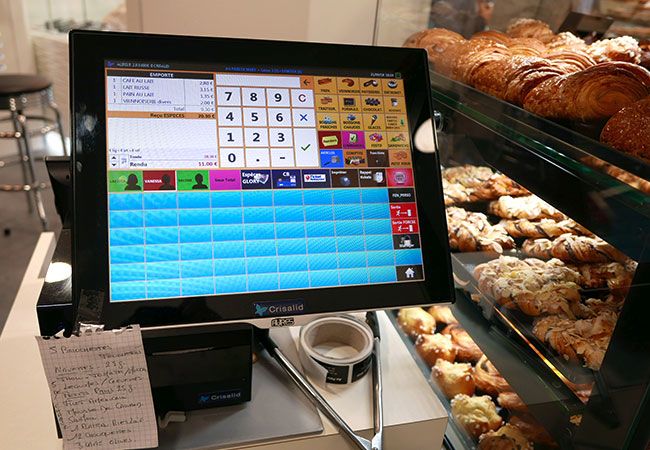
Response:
[415,333,457,365]
[431,359,475,398]
[601,96,650,161]
[523,62,650,121]
[451,394,503,439]
[397,308,435,338]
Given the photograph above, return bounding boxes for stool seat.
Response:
[0,74,51,96]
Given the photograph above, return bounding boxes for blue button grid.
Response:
[108,188,421,301]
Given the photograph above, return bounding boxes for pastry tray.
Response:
[387,309,569,449]
[450,252,597,385]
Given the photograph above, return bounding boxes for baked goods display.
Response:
[395,306,557,447]
[404,17,650,159]
[397,307,436,338]
[432,359,476,398]
[478,424,533,450]
[600,96,650,161]
[451,394,504,439]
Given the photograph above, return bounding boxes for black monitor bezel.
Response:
[70,30,453,330]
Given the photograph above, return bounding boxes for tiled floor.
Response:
[0,131,63,333]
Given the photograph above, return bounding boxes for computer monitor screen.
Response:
[71,31,453,328]
[106,65,424,302]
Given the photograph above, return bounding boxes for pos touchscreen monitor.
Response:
[70,31,453,329]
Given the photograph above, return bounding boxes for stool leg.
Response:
[13,110,49,229]
[11,110,33,213]
[46,89,68,156]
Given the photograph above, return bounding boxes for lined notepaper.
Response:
[36,325,157,450]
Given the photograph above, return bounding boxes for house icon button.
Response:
[396,264,423,281]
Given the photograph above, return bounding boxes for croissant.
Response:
[502,56,567,105]
[455,41,511,84]
[600,96,650,162]
[523,62,650,121]
[420,28,466,61]
[546,49,597,73]
[403,30,427,48]
[506,18,554,42]
[432,40,469,77]
[471,30,512,46]
[507,37,547,57]
[587,36,642,64]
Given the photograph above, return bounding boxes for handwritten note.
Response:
[36,325,158,450]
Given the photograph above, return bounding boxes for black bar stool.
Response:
[0,74,68,229]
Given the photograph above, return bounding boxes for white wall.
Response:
[127,0,378,45]
[0,0,35,73]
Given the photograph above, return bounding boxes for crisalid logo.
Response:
[197,389,243,406]
[254,299,305,317]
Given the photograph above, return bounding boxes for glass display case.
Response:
[376,1,650,449]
